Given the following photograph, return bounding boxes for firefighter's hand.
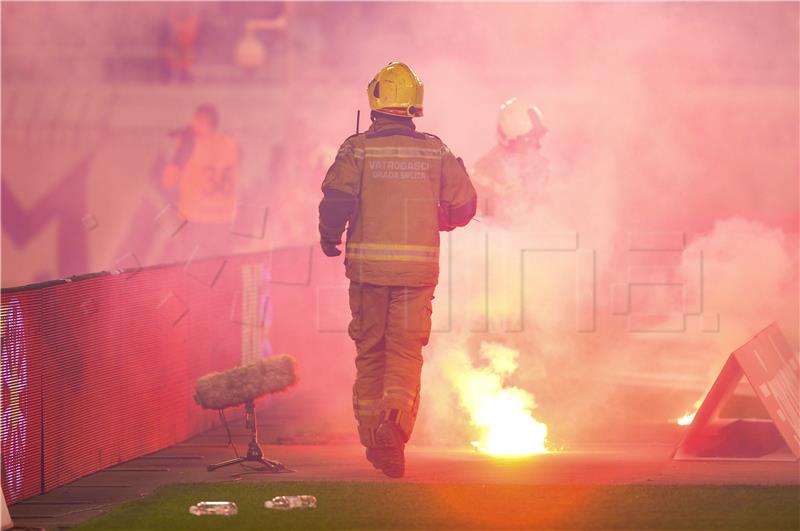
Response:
[320,240,342,257]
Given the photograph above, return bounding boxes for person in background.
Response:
[162,104,240,261]
[318,62,477,478]
[472,98,550,219]
[160,6,199,83]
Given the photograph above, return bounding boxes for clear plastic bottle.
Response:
[189,501,238,516]
[264,495,317,510]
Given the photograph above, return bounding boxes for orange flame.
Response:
[676,397,703,426]
[676,410,696,426]
[451,342,549,456]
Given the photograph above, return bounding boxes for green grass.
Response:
[76,481,800,530]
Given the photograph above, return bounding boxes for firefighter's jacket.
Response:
[319,117,477,287]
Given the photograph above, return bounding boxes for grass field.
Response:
[76,481,800,530]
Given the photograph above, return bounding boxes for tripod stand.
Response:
[207,400,289,473]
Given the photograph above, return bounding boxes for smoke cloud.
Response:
[2,2,797,445]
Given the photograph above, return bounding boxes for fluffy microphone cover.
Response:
[194,354,297,410]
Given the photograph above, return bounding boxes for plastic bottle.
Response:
[264,495,317,510]
[189,501,238,516]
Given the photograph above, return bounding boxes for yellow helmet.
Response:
[367,62,424,118]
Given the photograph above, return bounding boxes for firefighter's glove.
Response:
[320,240,342,257]
[438,205,456,232]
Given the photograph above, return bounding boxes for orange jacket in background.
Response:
[165,133,240,224]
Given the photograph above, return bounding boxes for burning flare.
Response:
[676,397,704,426]
[450,341,549,456]
[676,410,696,426]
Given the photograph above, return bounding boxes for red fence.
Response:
[0,252,277,504]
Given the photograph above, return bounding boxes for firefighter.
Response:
[472,97,549,218]
[319,62,477,477]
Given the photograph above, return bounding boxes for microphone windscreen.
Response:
[194,354,297,410]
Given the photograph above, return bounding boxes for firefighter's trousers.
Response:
[348,281,435,447]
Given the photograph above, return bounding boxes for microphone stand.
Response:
[207,400,289,473]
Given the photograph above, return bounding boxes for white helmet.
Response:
[497,98,548,148]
